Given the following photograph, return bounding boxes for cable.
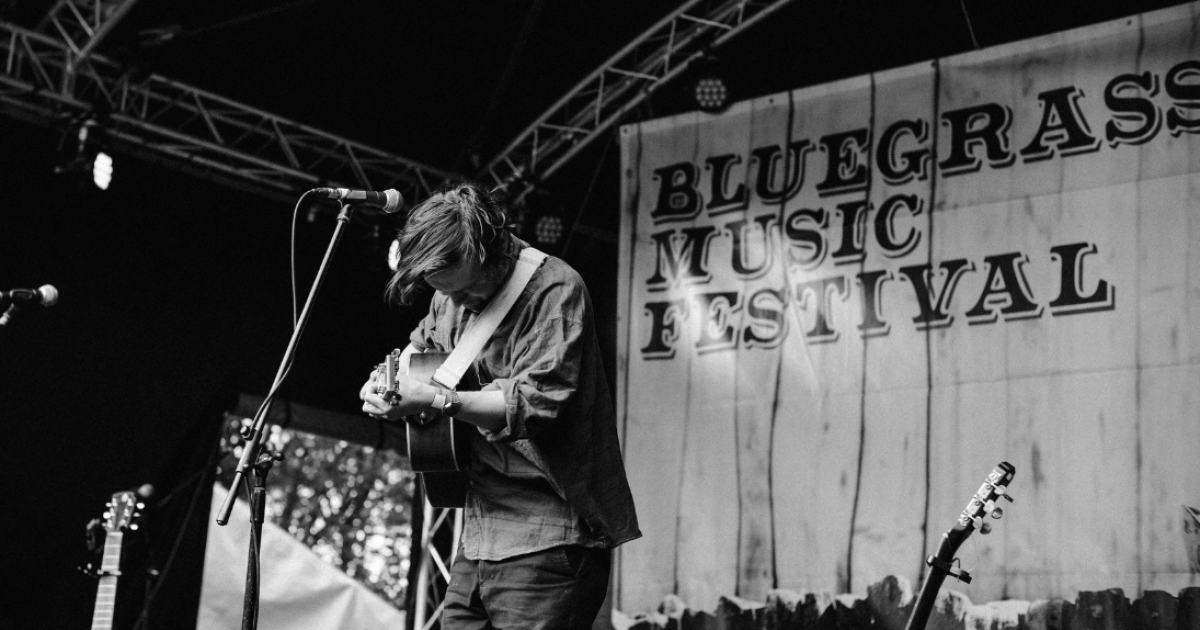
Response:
[958,0,981,49]
[457,0,549,173]
[559,126,616,257]
[291,193,304,328]
[131,446,228,630]
[146,0,325,45]
[241,473,263,629]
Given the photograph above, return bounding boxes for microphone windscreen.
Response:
[39,285,58,306]
[382,189,404,214]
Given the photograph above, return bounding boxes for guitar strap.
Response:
[431,247,548,389]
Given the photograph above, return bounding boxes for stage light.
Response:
[534,214,564,246]
[55,117,113,190]
[692,53,730,114]
[93,152,114,190]
[512,187,569,252]
[695,75,728,112]
[387,238,401,271]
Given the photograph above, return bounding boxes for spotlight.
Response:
[513,188,568,252]
[695,76,728,112]
[387,238,401,271]
[93,152,114,190]
[692,53,730,114]
[55,117,113,190]
[534,214,564,246]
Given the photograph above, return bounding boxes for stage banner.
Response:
[616,2,1200,615]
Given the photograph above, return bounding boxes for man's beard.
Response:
[458,258,513,312]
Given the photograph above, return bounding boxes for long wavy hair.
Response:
[386,181,517,305]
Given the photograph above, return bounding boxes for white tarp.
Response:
[198,484,406,629]
[616,2,1200,615]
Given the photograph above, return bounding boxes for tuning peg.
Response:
[991,505,1004,519]
[979,521,993,534]
[136,502,146,510]
[994,485,1013,501]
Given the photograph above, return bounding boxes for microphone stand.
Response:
[0,304,18,327]
[216,199,357,630]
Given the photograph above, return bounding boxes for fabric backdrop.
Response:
[616,2,1200,615]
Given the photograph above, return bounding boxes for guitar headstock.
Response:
[928,462,1016,584]
[103,490,144,534]
[373,348,404,402]
[956,461,1015,534]
[908,462,1017,627]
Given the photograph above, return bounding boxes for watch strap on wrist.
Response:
[430,389,447,413]
[416,387,462,423]
[442,388,461,417]
[416,387,446,425]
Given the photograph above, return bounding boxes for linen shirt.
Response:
[409,250,641,560]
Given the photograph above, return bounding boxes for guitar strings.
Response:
[964,532,982,575]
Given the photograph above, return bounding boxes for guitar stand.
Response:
[926,556,971,584]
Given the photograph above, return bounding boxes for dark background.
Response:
[0,1,1181,628]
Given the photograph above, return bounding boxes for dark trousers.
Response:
[442,545,612,630]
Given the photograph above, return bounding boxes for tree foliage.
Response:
[218,413,415,606]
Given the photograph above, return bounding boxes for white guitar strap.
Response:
[432,247,548,389]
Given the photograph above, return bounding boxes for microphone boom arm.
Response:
[216,200,356,525]
[216,194,361,630]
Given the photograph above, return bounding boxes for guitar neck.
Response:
[904,462,1015,630]
[91,576,119,630]
[904,532,962,630]
[91,531,124,630]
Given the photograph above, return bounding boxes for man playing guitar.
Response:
[359,181,640,630]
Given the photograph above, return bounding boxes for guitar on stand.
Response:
[88,490,144,630]
[375,349,479,508]
[904,462,1016,630]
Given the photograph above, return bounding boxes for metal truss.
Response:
[36,0,140,71]
[0,20,455,203]
[411,503,461,630]
[481,0,799,201]
[2,3,802,626]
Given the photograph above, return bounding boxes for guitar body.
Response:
[382,350,477,508]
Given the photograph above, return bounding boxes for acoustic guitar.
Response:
[89,490,143,630]
[376,350,478,508]
[904,461,1016,630]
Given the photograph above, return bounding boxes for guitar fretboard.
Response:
[91,532,124,630]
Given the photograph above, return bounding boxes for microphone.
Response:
[312,188,404,214]
[0,284,58,307]
[0,284,58,327]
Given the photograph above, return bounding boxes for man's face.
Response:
[425,257,500,311]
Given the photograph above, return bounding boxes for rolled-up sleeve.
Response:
[482,277,588,442]
[411,252,642,553]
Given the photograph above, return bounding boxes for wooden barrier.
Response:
[613,577,1200,630]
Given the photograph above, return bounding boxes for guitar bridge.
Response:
[926,555,972,584]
